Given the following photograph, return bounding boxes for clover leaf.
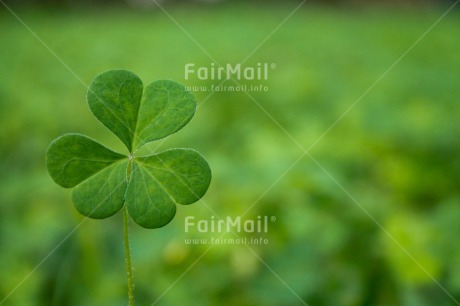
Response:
[46,70,211,229]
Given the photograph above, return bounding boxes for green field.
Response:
[1,3,460,306]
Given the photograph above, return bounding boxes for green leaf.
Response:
[72,160,128,219]
[132,80,196,150]
[46,70,211,229]
[46,133,126,188]
[125,149,211,228]
[87,70,143,152]
[87,71,195,152]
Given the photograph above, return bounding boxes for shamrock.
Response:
[46,70,211,229]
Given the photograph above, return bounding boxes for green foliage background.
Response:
[1,3,460,306]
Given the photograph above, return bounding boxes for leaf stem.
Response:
[124,205,134,306]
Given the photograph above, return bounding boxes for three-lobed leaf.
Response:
[46,70,211,228]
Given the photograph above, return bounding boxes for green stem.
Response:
[124,205,134,306]
[124,156,134,306]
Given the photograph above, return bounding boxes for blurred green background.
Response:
[1,1,460,305]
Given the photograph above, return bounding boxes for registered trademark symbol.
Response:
[270,216,276,222]
[270,63,277,69]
